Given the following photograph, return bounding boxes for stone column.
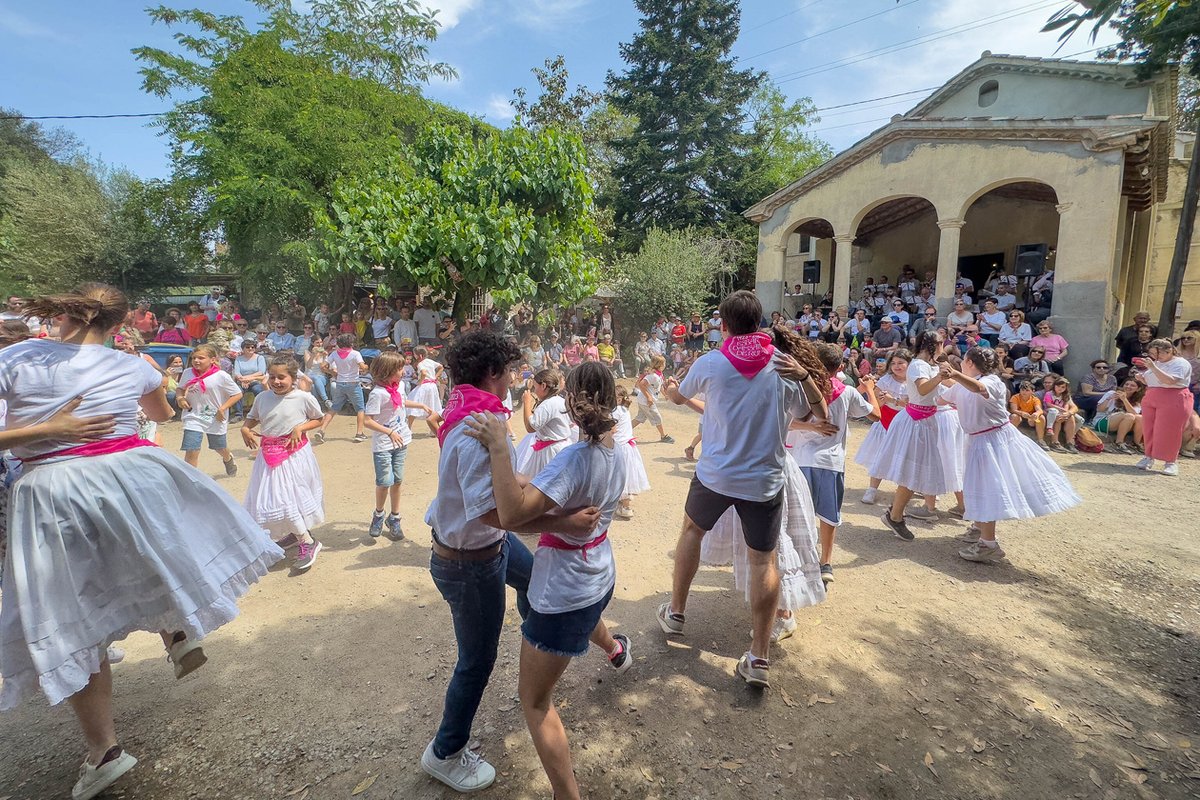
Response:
[1051,197,1122,373]
[935,218,965,316]
[832,234,855,310]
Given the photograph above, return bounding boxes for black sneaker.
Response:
[223,457,238,477]
[820,563,834,588]
[608,633,632,673]
[661,435,675,444]
[881,511,914,541]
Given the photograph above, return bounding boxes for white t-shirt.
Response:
[945,375,1010,434]
[424,422,513,550]
[1143,356,1192,388]
[528,442,625,613]
[906,358,942,406]
[414,309,440,339]
[707,319,722,342]
[788,384,872,473]
[947,310,974,328]
[365,386,414,452]
[612,404,634,443]
[200,293,223,322]
[417,358,440,383]
[371,317,392,341]
[247,389,322,437]
[392,318,418,346]
[327,350,365,383]
[530,394,571,442]
[640,371,663,400]
[0,340,162,462]
[978,310,1006,335]
[993,293,1017,311]
[180,367,241,434]
[877,373,908,406]
[1097,390,1140,417]
[678,350,810,501]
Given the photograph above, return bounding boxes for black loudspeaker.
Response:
[1014,244,1048,277]
[802,259,821,284]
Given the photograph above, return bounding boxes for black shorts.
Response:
[684,476,784,553]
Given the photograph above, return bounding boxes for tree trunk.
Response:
[1158,113,1200,338]
[332,273,355,318]
[451,285,474,323]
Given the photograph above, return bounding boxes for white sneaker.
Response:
[421,741,496,792]
[1135,456,1154,470]
[771,616,797,644]
[166,636,207,679]
[906,505,938,521]
[1162,462,1179,476]
[105,646,125,665]
[72,747,137,800]
[861,487,878,505]
[735,652,770,688]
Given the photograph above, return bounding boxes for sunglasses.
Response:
[1009,314,1021,318]
[1095,366,1110,371]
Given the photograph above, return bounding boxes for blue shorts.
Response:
[330,381,365,413]
[181,429,228,452]
[372,445,408,487]
[522,584,614,658]
[799,466,845,527]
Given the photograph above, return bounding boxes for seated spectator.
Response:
[886,299,910,336]
[267,322,296,353]
[976,298,1005,345]
[803,308,826,341]
[1075,358,1117,418]
[546,330,565,369]
[1030,320,1069,375]
[908,305,937,346]
[845,308,871,345]
[1117,323,1154,367]
[991,283,1017,312]
[999,310,1033,358]
[1114,311,1157,356]
[231,340,268,417]
[994,343,1015,384]
[155,308,188,345]
[634,332,653,373]
[1013,346,1052,387]
[583,335,600,362]
[523,334,547,371]
[872,317,904,353]
[1094,377,1145,454]
[597,333,617,370]
[1026,289,1053,327]
[1043,377,1081,452]
[947,299,974,336]
[1009,381,1049,449]
[824,310,845,344]
[610,338,627,378]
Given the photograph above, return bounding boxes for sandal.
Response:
[683,445,695,461]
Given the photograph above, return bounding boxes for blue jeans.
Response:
[234,381,264,416]
[309,372,330,406]
[429,533,532,758]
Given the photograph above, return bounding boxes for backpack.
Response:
[1075,427,1104,453]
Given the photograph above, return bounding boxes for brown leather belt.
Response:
[430,533,503,561]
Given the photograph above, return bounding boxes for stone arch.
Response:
[850,193,940,236]
[779,217,837,308]
[956,178,1060,220]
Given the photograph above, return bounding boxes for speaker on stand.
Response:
[802,259,822,285]
[1014,244,1048,277]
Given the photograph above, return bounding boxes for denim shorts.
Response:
[522,584,614,658]
[799,466,845,527]
[330,381,365,412]
[181,429,227,451]
[372,445,408,486]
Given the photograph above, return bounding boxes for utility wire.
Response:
[741,0,926,61]
[742,0,830,33]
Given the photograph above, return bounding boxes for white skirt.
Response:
[866,408,964,496]
[854,421,888,472]
[700,459,825,612]
[0,448,282,709]
[243,442,325,539]
[617,440,650,497]
[514,434,569,478]
[963,424,1082,522]
[408,382,442,418]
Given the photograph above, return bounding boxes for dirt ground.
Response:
[1,399,1198,800]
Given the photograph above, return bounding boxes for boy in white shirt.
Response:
[177,344,243,476]
[659,290,827,688]
[317,333,368,442]
[788,344,880,588]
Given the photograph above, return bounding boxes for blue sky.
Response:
[0,0,1120,180]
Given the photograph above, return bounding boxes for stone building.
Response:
[745,53,1195,373]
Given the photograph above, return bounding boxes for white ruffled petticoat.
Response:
[0,447,283,709]
[243,442,325,539]
[866,408,965,496]
[514,433,569,479]
[700,459,825,611]
[617,440,650,497]
[407,382,442,418]
[963,424,1082,522]
[854,420,887,472]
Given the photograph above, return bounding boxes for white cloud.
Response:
[486,93,515,122]
[424,0,482,30]
[509,0,594,32]
[0,8,67,41]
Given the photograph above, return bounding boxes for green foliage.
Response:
[612,228,740,335]
[744,82,834,196]
[100,171,196,296]
[1044,2,1200,76]
[312,125,602,318]
[606,0,764,245]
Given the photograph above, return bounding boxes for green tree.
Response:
[744,82,834,196]
[100,171,197,296]
[606,0,763,245]
[312,125,602,320]
[612,228,740,336]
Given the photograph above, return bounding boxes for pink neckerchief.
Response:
[828,377,847,403]
[720,332,775,379]
[382,381,404,408]
[260,435,307,468]
[437,384,510,447]
[184,365,219,393]
[335,347,352,359]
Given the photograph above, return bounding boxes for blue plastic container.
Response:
[142,344,194,369]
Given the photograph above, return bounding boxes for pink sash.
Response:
[628,438,637,447]
[24,434,157,464]
[537,530,608,562]
[720,332,775,379]
[531,439,564,452]
[260,435,307,468]
[437,384,510,447]
[906,403,938,421]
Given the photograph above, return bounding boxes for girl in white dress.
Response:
[513,368,571,478]
[611,386,649,519]
[0,285,282,800]
[241,355,327,572]
[871,332,965,540]
[407,345,444,435]
[932,348,1081,563]
[855,349,910,504]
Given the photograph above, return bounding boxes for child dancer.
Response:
[420,331,600,794]
[514,368,571,478]
[407,345,444,436]
[178,344,242,476]
[317,333,368,443]
[633,354,673,443]
[464,362,632,800]
[612,385,650,519]
[241,355,326,572]
[363,351,433,540]
[0,285,281,800]
[855,349,910,504]
[931,348,1081,562]
[789,343,881,588]
[872,331,965,540]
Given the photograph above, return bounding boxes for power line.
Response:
[742,0,830,33]
[813,87,939,113]
[0,112,165,121]
[741,0,926,61]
